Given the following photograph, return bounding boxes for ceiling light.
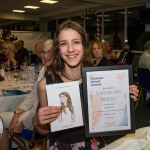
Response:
[12,10,25,13]
[24,6,40,9]
[119,11,133,14]
[104,19,112,22]
[97,15,110,17]
[40,0,58,4]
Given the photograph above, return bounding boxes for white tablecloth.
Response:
[101,127,150,150]
[0,94,27,112]
[0,72,33,112]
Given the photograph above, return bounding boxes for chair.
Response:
[9,127,49,150]
[135,64,150,109]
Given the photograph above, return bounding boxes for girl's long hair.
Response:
[59,92,74,113]
[46,21,92,81]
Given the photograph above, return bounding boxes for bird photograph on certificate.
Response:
[46,81,83,132]
[82,65,135,137]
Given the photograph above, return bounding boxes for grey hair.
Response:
[144,41,150,50]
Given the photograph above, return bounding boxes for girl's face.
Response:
[58,28,84,68]
[92,43,103,59]
[60,94,68,106]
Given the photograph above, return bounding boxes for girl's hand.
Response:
[129,85,139,101]
[37,106,61,125]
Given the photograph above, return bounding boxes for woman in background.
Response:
[104,41,118,64]
[0,41,23,70]
[90,40,113,66]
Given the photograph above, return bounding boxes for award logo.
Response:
[89,75,103,86]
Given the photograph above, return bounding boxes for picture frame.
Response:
[82,65,135,137]
[46,81,84,132]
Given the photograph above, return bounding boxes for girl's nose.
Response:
[68,43,74,52]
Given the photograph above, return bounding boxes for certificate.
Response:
[82,65,135,137]
[46,81,84,132]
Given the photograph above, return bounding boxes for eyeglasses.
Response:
[40,51,51,56]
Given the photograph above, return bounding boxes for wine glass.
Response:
[23,72,29,87]
[0,62,6,77]
[6,63,11,71]
[12,63,18,71]
[31,72,38,83]
[5,63,12,84]
[13,70,20,89]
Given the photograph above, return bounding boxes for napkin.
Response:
[110,139,149,150]
[2,90,30,95]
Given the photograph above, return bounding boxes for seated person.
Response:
[104,41,118,64]
[30,41,43,65]
[139,41,150,68]
[90,40,113,66]
[139,41,150,101]
[118,42,133,65]
[1,29,18,42]
[0,41,24,70]
[16,39,30,62]
[0,40,4,53]
[0,39,53,150]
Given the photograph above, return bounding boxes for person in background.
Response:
[2,29,18,42]
[118,42,133,65]
[0,41,23,70]
[139,41,150,68]
[32,21,139,149]
[90,40,113,66]
[0,40,5,53]
[0,39,53,150]
[139,41,150,102]
[16,39,30,62]
[104,41,118,64]
[0,40,5,61]
[13,40,21,53]
[30,41,44,65]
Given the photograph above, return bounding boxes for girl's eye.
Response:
[74,40,81,44]
[59,42,67,47]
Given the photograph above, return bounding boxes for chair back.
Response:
[137,65,150,90]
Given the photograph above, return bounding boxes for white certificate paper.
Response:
[46,81,83,132]
[86,69,131,133]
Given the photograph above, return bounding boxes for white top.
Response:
[139,51,150,67]
[19,66,46,128]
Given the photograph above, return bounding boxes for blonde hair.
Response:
[144,41,150,50]
[89,40,105,59]
[3,42,16,53]
[43,39,53,51]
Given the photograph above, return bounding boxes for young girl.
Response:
[33,21,139,150]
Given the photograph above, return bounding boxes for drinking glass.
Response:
[0,62,6,77]
[23,71,29,87]
[12,63,18,71]
[13,70,20,88]
[6,63,11,71]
